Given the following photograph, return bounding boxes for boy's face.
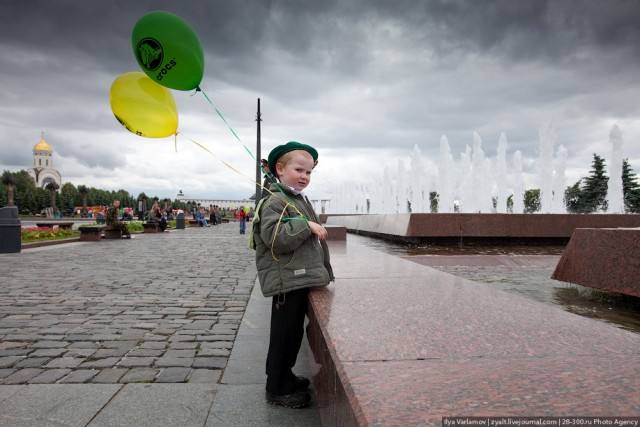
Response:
[276,150,314,192]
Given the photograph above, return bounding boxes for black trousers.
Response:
[265,287,309,395]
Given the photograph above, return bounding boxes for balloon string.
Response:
[176,131,305,218]
[178,131,255,183]
[195,88,294,209]
[198,89,257,162]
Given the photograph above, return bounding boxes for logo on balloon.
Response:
[136,38,163,71]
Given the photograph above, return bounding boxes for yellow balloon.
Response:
[110,71,178,138]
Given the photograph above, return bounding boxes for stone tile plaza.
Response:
[1,212,640,425]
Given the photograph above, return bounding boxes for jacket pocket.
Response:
[283,238,323,272]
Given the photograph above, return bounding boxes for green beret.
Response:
[267,141,318,174]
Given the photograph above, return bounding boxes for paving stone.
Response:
[164,349,196,358]
[198,348,230,357]
[154,357,193,368]
[1,368,43,384]
[0,369,15,379]
[59,369,99,383]
[101,340,138,350]
[120,368,159,383]
[0,356,24,368]
[5,334,40,341]
[92,368,128,383]
[126,348,164,357]
[28,368,72,383]
[79,357,120,369]
[192,357,226,369]
[31,348,67,357]
[45,357,85,368]
[167,341,198,350]
[92,348,129,358]
[188,368,221,384]
[67,341,100,349]
[0,349,33,357]
[65,334,93,341]
[201,341,234,349]
[139,341,166,349]
[118,357,155,368]
[30,341,69,349]
[155,367,191,383]
[0,342,31,350]
[14,357,51,368]
[63,348,97,358]
[91,334,119,341]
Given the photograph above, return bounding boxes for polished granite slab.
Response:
[324,225,347,241]
[307,239,640,426]
[552,227,640,297]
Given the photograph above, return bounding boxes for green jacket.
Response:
[252,184,334,297]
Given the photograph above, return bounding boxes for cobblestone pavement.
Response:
[0,223,257,385]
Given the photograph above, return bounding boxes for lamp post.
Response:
[255,98,262,207]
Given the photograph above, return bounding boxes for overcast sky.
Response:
[1,0,639,204]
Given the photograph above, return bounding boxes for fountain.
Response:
[328,123,627,215]
[607,124,625,213]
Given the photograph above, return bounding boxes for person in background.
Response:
[194,209,210,227]
[239,208,247,234]
[148,202,167,232]
[106,199,130,237]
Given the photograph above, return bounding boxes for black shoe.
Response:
[294,375,310,390]
[266,391,311,408]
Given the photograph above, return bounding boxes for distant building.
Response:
[27,132,62,188]
[175,189,327,212]
[176,190,253,210]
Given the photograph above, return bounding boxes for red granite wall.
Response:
[552,228,640,297]
[326,213,640,243]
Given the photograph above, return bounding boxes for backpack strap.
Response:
[249,197,268,250]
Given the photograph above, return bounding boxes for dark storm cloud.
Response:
[1,0,639,197]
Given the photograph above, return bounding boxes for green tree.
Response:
[506,194,514,213]
[523,189,541,213]
[622,159,640,213]
[429,191,438,213]
[12,171,39,213]
[58,182,78,214]
[581,154,608,213]
[564,180,585,213]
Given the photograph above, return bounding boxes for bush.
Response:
[126,221,143,233]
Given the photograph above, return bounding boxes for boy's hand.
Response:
[308,221,328,241]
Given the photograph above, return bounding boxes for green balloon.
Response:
[132,11,204,91]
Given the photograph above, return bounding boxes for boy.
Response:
[251,141,334,408]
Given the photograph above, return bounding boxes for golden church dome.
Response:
[33,132,52,152]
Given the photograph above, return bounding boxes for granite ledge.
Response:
[307,239,640,426]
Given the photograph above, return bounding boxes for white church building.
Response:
[27,132,62,188]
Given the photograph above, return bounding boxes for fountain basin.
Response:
[324,213,640,244]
